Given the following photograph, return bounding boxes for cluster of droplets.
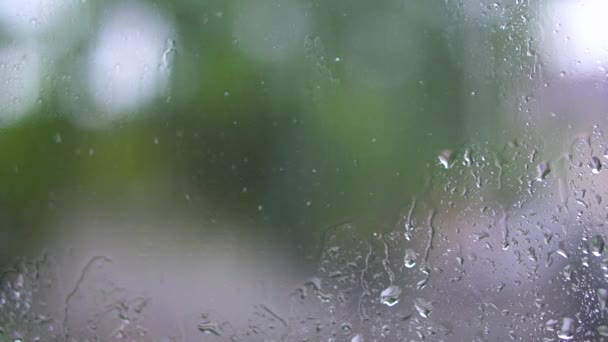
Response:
[0,258,57,341]
[191,135,608,340]
[7,134,608,340]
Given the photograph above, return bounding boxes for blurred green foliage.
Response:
[0,0,537,257]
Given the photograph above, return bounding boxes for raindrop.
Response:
[414,298,433,318]
[380,285,401,307]
[591,156,602,174]
[463,147,472,167]
[597,325,608,337]
[562,264,573,281]
[528,247,537,262]
[341,322,353,334]
[557,317,575,340]
[351,333,363,342]
[536,162,550,181]
[160,38,176,72]
[557,247,569,259]
[438,149,454,169]
[404,249,417,268]
[198,321,221,336]
[597,288,608,311]
[13,273,23,289]
[380,325,390,337]
[546,319,559,332]
[591,235,604,257]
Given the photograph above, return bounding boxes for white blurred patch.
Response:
[0,0,75,35]
[541,0,608,77]
[0,44,41,126]
[233,0,309,62]
[85,2,174,121]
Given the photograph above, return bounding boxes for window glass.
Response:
[1,0,607,340]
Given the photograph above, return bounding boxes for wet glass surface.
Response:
[2,0,608,340]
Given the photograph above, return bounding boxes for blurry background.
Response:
[1,0,608,341]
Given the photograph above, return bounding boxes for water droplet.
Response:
[404,249,417,268]
[591,156,602,174]
[341,322,353,333]
[13,273,23,289]
[557,247,569,259]
[438,150,454,169]
[414,298,433,318]
[562,264,573,281]
[380,285,401,307]
[198,322,221,336]
[591,235,605,256]
[557,317,575,340]
[546,319,559,332]
[597,288,608,311]
[351,333,363,342]
[528,247,537,262]
[597,325,608,336]
[54,133,62,144]
[463,147,472,167]
[160,39,176,72]
[536,162,550,181]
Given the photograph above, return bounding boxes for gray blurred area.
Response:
[2,0,608,341]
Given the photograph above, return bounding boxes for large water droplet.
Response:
[198,322,221,336]
[414,298,433,318]
[591,235,605,257]
[536,162,550,181]
[556,317,575,340]
[438,149,454,169]
[546,319,559,332]
[597,325,608,337]
[380,285,401,307]
[404,249,417,268]
[591,156,602,174]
